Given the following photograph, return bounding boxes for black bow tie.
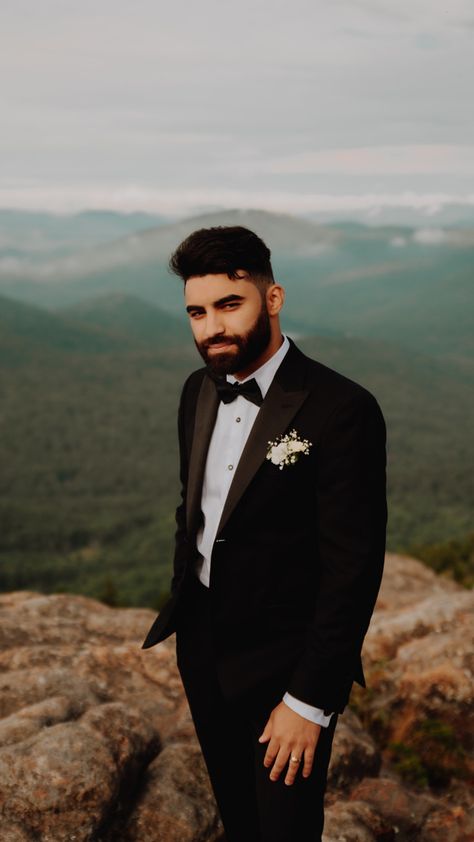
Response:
[211,374,264,407]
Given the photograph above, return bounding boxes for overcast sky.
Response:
[2,0,474,215]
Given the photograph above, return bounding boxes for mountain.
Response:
[0,293,129,359]
[304,201,474,228]
[0,292,190,363]
[59,292,189,345]
[1,208,472,363]
[0,208,168,257]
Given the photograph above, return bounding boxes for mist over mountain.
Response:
[0,208,472,364]
[304,201,474,228]
[0,209,167,258]
[0,209,337,281]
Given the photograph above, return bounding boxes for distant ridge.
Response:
[0,208,341,283]
[0,293,129,358]
[1,208,472,284]
[0,208,168,257]
[59,292,188,344]
[0,208,473,362]
[0,292,190,361]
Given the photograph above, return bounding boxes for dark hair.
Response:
[169,225,275,292]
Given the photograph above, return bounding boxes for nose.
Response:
[204,310,226,341]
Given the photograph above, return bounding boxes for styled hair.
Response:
[169,225,275,294]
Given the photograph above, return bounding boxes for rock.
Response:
[327,708,381,792]
[0,553,471,841]
[322,800,386,842]
[121,741,223,842]
[324,778,474,842]
[0,824,35,842]
[364,553,472,663]
[373,553,460,613]
[355,555,474,791]
[0,591,222,841]
[348,777,474,842]
[0,703,159,840]
[350,777,434,834]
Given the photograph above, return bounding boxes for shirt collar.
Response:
[226,333,290,400]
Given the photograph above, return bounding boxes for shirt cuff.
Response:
[282,692,334,728]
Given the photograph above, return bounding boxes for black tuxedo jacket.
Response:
[142,337,387,715]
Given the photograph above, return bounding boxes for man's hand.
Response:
[258,700,321,785]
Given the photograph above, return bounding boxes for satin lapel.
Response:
[185,372,220,536]
[215,339,310,538]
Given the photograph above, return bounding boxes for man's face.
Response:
[184,272,272,376]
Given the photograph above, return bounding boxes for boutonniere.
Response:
[266,429,312,470]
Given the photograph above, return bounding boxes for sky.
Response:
[1,0,474,216]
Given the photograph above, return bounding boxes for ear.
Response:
[266,283,285,316]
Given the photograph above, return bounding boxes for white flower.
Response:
[270,443,288,465]
[287,440,306,453]
[266,428,312,470]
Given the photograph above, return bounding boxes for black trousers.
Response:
[175,572,338,842]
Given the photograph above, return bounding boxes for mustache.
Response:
[205,337,238,348]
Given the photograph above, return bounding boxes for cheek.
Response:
[231,304,260,329]
[189,320,203,341]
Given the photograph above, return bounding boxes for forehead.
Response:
[184,272,257,305]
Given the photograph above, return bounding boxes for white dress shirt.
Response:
[193,333,334,728]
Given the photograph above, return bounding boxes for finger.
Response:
[269,745,291,782]
[302,747,315,778]
[263,737,279,767]
[284,749,304,786]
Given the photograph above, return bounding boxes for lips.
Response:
[208,342,235,350]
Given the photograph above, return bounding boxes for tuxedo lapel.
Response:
[215,347,310,537]
[186,337,311,539]
[185,372,220,537]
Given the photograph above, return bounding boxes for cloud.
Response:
[412,228,447,244]
[1,184,473,216]
[1,0,473,209]
[243,145,474,176]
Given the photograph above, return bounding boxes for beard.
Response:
[194,300,272,377]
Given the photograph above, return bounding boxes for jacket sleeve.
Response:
[170,374,193,596]
[286,390,387,713]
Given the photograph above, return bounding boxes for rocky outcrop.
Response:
[0,553,472,841]
[357,554,473,782]
[0,592,220,841]
[335,553,474,842]
[324,777,473,842]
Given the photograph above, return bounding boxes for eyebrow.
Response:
[185,294,245,314]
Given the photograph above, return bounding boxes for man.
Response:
[142,225,387,842]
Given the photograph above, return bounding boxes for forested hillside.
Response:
[0,286,472,607]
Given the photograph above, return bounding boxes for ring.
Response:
[290,755,301,763]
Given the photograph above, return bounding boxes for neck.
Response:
[232,332,284,381]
